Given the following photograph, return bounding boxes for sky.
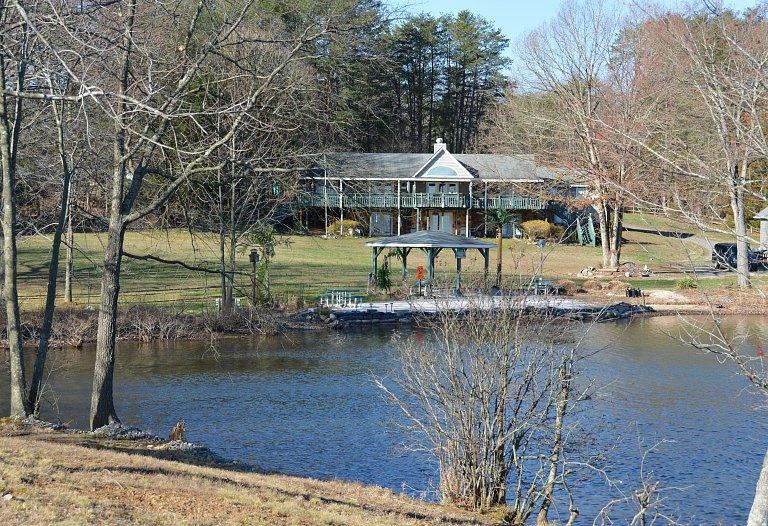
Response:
[390,0,760,44]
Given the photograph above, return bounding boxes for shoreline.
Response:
[3,296,765,348]
[0,419,491,525]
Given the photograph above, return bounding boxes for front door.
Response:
[370,212,392,236]
[429,212,454,233]
[442,212,453,233]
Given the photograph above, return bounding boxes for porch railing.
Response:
[297,192,546,210]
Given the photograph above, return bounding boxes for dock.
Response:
[314,295,652,328]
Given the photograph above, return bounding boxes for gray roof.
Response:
[316,152,562,181]
[756,207,768,220]
[366,231,496,249]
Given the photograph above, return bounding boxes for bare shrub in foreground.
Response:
[377,299,589,523]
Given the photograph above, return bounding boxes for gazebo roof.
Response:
[756,207,768,220]
[366,231,496,249]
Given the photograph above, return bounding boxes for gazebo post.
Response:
[371,247,380,277]
[481,248,489,285]
[427,248,435,282]
[453,249,463,295]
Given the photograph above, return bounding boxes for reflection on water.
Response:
[2,316,767,523]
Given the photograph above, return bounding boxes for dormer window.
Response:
[426,165,458,177]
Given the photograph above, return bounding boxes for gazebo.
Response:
[366,231,496,291]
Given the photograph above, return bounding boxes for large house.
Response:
[298,139,593,243]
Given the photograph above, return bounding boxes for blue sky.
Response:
[390,0,760,43]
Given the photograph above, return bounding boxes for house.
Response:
[298,139,593,242]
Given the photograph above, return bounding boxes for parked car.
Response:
[712,242,768,271]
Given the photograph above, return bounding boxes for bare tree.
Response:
[377,300,590,523]
[599,7,768,288]
[0,0,37,417]
[28,82,75,413]
[510,0,628,269]
[7,0,355,428]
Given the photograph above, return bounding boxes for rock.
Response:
[3,493,12,501]
[91,422,161,441]
[22,416,66,431]
[646,289,690,304]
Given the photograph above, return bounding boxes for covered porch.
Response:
[366,231,496,293]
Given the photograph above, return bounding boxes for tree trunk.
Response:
[28,177,70,413]
[217,169,230,313]
[537,357,571,525]
[596,200,610,269]
[0,70,29,418]
[29,99,73,412]
[64,197,73,303]
[228,179,237,307]
[89,0,135,430]
[89,216,125,429]
[495,229,503,287]
[749,447,768,526]
[732,163,750,289]
[608,201,622,268]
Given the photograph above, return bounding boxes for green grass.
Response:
[14,225,762,312]
[623,211,737,243]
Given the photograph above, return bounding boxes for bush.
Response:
[676,277,698,290]
[327,219,360,236]
[581,279,602,291]
[521,220,556,240]
[554,279,577,296]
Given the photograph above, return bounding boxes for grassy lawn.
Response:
[14,225,761,312]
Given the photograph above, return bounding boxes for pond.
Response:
[1,316,767,524]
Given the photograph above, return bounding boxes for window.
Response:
[425,165,458,177]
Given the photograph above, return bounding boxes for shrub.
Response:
[521,220,555,240]
[327,219,360,236]
[376,258,392,293]
[554,279,577,296]
[676,277,698,290]
[582,279,603,291]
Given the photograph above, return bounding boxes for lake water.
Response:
[2,316,767,524]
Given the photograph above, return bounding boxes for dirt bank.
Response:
[0,420,491,526]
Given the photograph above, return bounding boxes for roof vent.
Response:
[434,138,446,153]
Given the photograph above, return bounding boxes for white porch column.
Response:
[397,181,402,235]
[339,178,344,235]
[483,181,488,237]
[466,182,472,237]
[323,168,328,235]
